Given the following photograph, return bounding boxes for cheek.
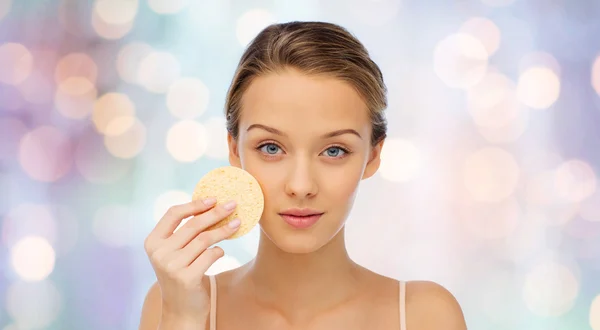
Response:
[322,166,362,203]
[239,156,282,204]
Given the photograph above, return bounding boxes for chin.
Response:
[267,232,324,254]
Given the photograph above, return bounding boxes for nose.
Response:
[284,157,318,199]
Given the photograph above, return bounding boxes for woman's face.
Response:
[228,68,383,254]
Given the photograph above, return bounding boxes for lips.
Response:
[279,209,324,229]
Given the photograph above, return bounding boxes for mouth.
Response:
[279,209,324,229]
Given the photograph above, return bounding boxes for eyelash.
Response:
[255,141,352,160]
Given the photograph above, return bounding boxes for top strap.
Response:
[399,280,406,330]
[209,275,217,330]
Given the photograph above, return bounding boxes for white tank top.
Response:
[208,275,407,330]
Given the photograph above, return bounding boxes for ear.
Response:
[362,139,384,180]
[227,133,242,168]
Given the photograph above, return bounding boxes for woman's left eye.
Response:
[322,147,347,158]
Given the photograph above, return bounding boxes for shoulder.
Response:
[405,280,467,330]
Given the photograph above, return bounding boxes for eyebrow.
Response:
[246,124,363,139]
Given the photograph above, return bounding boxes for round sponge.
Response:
[191,166,264,239]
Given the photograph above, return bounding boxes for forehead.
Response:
[239,69,370,133]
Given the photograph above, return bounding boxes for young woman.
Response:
[139,21,467,330]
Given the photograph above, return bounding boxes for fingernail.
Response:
[202,197,217,206]
[228,218,241,228]
[223,200,237,211]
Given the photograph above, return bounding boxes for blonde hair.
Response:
[225,21,388,145]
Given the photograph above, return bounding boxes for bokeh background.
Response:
[1,0,599,329]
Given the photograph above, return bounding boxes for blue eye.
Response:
[323,147,347,158]
[259,143,281,155]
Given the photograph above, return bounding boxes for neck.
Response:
[240,228,364,322]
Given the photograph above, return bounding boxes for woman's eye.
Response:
[323,147,346,158]
[259,143,281,155]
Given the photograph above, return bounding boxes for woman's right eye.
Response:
[258,143,282,155]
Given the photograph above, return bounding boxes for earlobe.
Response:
[362,139,384,180]
[227,134,242,168]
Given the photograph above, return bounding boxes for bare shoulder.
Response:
[405,280,467,330]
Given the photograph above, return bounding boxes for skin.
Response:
[139,68,467,330]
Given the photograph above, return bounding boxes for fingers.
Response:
[168,219,241,269]
[146,197,217,247]
[161,201,238,252]
[186,246,226,276]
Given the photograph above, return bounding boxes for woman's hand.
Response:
[143,197,241,323]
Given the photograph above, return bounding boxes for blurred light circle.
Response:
[91,8,134,40]
[0,43,34,85]
[517,66,560,109]
[236,9,276,47]
[203,116,229,160]
[458,197,521,240]
[554,159,597,203]
[591,294,600,330]
[206,255,242,275]
[166,77,210,119]
[137,51,181,93]
[75,129,132,184]
[463,147,520,202]
[459,17,501,56]
[54,77,98,119]
[6,280,62,329]
[93,205,135,247]
[379,138,421,182]
[593,55,600,97]
[481,0,516,6]
[116,42,153,84]
[519,51,561,76]
[103,115,135,136]
[54,52,98,84]
[103,116,146,159]
[93,92,136,135]
[523,260,579,317]
[2,203,57,248]
[147,0,190,14]
[166,120,208,162]
[466,70,520,128]
[94,0,138,25]
[581,191,600,222]
[2,204,78,257]
[0,117,27,162]
[433,33,489,89]
[0,0,11,21]
[18,126,73,182]
[10,236,56,281]
[154,190,191,222]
